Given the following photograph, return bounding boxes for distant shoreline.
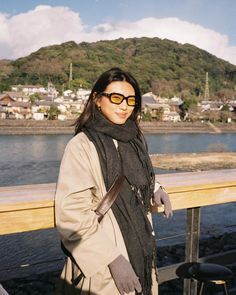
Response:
[1,119,236,135]
[150,152,236,171]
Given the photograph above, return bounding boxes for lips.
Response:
[115,112,128,119]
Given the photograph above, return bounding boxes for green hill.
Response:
[0,37,236,98]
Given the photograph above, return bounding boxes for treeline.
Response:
[0,37,236,99]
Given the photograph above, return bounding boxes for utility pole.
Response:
[204,72,210,99]
[69,63,73,89]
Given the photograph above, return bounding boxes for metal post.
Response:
[183,207,200,295]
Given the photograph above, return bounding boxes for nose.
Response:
[119,99,128,110]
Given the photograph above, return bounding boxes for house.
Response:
[32,112,44,120]
[58,114,67,121]
[0,93,16,117]
[0,93,32,119]
[57,104,67,113]
[142,93,183,121]
[0,105,6,119]
[76,88,91,102]
[35,101,59,109]
[63,90,75,97]
[142,92,158,104]
[0,93,16,105]
[200,100,224,112]
[142,94,157,106]
[143,103,169,120]
[170,96,183,105]
[11,85,47,96]
[3,91,29,102]
[142,93,159,118]
[11,102,32,119]
[163,111,181,122]
[229,101,236,112]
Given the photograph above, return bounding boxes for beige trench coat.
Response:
[55,132,158,295]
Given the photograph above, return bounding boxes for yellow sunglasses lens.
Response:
[110,94,136,106]
[127,97,136,106]
[110,94,123,104]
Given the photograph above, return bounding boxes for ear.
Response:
[96,101,101,108]
[94,92,101,107]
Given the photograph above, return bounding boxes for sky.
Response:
[0,0,236,65]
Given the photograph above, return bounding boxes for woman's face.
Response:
[96,81,135,125]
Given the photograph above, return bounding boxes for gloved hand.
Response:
[154,186,173,218]
[109,255,142,295]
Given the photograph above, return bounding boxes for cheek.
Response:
[100,100,114,111]
[127,107,135,115]
[99,100,116,117]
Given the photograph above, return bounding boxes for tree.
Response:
[220,110,231,123]
[47,105,60,120]
[29,93,40,105]
[142,110,152,121]
[187,105,200,121]
[216,89,236,101]
[182,96,198,110]
[205,110,220,123]
[151,79,176,97]
[221,104,230,111]
[156,107,164,121]
[70,78,91,90]
[0,82,11,92]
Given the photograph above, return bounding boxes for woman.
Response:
[55,67,172,295]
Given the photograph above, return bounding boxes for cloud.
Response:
[0,5,86,59]
[0,5,236,66]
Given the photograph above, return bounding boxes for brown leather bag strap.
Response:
[95,174,125,223]
[61,175,125,266]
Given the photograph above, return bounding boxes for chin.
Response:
[114,117,128,125]
[105,113,131,125]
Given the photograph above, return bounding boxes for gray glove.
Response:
[154,186,173,218]
[109,255,142,295]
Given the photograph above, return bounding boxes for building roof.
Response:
[11,102,31,107]
[144,103,166,109]
[142,95,156,105]
[36,101,59,107]
[3,91,27,98]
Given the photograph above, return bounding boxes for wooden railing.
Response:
[1,169,236,294]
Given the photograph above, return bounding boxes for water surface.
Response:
[1,133,236,186]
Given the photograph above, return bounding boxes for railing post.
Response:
[183,207,200,295]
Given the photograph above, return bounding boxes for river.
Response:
[1,133,236,186]
[0,133,236,281]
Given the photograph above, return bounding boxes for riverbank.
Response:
[1,232,236,294]
[1,119,236,134]
[150,152,236,171]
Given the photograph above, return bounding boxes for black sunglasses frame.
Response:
[99,92,137,106]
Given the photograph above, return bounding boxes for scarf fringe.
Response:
[136,254,153,295]
[132,184,154,213]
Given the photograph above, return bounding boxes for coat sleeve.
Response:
[55,136,121,277]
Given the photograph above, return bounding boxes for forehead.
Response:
[105,81,135,95]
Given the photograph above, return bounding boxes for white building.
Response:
[11,85,47,96]
[32,112,44,120]
[163,111,181,122]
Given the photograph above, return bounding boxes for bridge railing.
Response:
[1,169,236,294]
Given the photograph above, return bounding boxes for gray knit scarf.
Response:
[83,109,157,295]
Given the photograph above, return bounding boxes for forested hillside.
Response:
[0,37,236,98]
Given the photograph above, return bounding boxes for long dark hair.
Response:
[74,67,142,135]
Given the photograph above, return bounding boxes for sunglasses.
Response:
[99,92,137,107]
